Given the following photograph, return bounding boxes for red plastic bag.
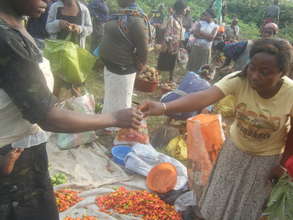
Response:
[114,119,149,146]
[186,114,225,198]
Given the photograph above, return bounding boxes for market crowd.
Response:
[0,0,292,220]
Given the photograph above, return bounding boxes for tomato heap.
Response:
[55,189,83,212]
[63,217,98,220]
[96,187,182,220]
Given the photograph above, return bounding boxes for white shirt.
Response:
[192,20,218,49]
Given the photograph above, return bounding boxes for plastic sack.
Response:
[186,114,225,198]
[165,135,188,161]
[44,39,96,85]
[114,120,149,146]
[264,174,293,220]
[125,143,188,191]
[161,71,211,120]
[53,94,97,150]
[214,95,236,117]
[174,191,197,212]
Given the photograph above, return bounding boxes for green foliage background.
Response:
[83,0,293,42]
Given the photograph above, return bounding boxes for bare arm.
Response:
[280,118,293,166]
[38,107,142,133]
[0,149,23,176]
[269,118,293,181]
[141,86,225,116]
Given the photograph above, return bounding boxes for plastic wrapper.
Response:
[174,191,197,211]
[51,94,97,150]
[114,120,149,145]
[187,114,225,198]
[165,135,188,161]
[124,143,188,191]
[44,39,96,85]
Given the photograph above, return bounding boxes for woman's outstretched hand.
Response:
[112,108,144,129]
[140,101,165,117]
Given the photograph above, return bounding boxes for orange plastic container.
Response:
[146,162,177,193]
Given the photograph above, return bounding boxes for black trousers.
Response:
[0,143,59,220]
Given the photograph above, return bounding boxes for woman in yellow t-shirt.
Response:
[141,38,293,220]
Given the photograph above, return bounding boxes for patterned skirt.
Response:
[199,139,280,220]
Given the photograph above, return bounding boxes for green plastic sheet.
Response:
[44,40,96,85]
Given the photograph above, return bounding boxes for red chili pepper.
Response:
[55,189,83,212]
[95,187,182,220]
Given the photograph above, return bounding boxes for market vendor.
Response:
[141,38,293,220]
[0,1,142,220]
[46,0,92,48]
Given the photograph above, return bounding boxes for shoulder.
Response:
[0,24,32,62]
[282,76,293,91]
[214,71,246,95]
[211,22,218,28]
[79,2,90,12]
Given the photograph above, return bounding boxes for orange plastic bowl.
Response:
[146,162,177,193]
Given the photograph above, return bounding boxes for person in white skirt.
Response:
[99,0,149,130]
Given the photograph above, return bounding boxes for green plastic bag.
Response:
[44,39,96,85]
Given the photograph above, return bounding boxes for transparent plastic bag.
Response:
[53,94,97,150]
[114,120,149,145]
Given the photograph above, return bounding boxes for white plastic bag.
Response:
[52,94,97,150]
[124,143,188,190]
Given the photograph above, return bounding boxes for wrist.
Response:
[107,113,118,127]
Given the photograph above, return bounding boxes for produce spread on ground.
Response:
[96,187,182,220]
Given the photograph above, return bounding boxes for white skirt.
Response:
[102,67,136,114]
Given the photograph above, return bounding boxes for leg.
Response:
[169,70,174,81]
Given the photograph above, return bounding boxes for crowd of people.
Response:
[0,0,292,220]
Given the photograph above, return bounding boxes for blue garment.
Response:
[88,0,109,23]
[161,72,211,120]
[223,41,248,61]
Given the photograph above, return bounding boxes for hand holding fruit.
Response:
[70,24,81,33]
[112,108,143,129]
[59,20,70,30]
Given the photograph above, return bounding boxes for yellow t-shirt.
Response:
[215,72,293,156]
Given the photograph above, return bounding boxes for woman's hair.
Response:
[236,38,293,78]
[173,1,186,14]
[204,8,216,19]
